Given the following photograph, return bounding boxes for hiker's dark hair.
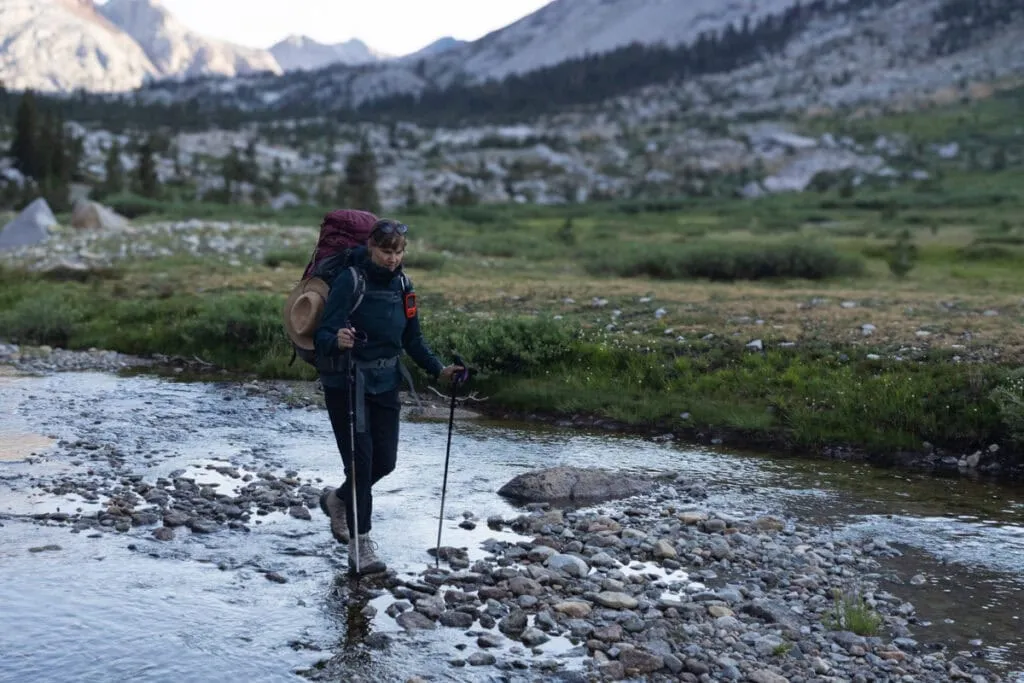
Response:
[369,219,408,250]
[370,232,406,250]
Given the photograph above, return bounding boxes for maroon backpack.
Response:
[286,209,412,368]
[303,209,378,280]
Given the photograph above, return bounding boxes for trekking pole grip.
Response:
[452,354,472,387]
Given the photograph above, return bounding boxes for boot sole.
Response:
[318,489,350,543]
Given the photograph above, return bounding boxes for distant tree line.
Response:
[355,0,901,124]
[0,0,905,133]
[930,0,1023,56]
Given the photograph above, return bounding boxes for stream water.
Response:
[0,370,1022,682]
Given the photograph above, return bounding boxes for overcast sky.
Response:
[141,0,554,54]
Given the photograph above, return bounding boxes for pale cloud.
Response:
[146,0,554,55]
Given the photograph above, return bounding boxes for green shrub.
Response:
[422,315,578,376]
[173,294,283,366]
[583,240,864,281]
[826,590,883,636]
[263,247,311,269]
[887,229,918,278]
[101,192,170,219]
[991,369,1024,446]
[958,243,1015,261]
[972,234,1024,246]
[452,206,504,225]
[0,290,84,346]
[402,250,449,271]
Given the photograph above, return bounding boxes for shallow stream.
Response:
[1,370,1021,682]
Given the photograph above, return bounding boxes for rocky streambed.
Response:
[1,350,1022,682]
[328,500,998,683]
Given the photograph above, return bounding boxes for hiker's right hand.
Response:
[337,327,356,350]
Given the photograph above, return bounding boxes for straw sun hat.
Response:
[282,277,330,351]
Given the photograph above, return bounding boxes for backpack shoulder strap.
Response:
[400,272,412,292]
[349,266,366,315]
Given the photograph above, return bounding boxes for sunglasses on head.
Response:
[372,220,409,236]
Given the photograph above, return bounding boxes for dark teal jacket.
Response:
[314,246,444,392]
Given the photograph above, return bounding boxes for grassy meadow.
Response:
[2,101,1024,465]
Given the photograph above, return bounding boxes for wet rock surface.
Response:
[331,490,1006,683]
[0,343,154,374]
[497,466,653,504]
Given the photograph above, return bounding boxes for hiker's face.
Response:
[370,244,404,271]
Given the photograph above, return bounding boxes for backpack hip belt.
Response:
[348,355,420,432]
[355,356,399,371]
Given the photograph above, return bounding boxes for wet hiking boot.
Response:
[348,534,386,575]
[318,487,349,543]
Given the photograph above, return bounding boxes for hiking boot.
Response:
[318,487,349,543]
[348,534,387,575]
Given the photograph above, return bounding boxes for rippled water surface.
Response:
[1,371,1022,681]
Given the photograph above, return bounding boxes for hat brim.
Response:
[283,278,330,350]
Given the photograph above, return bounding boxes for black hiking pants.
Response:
[323,386,400,538]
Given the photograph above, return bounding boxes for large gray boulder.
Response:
[70,199,128,231]
[497,466,651,504]
[0,198,56,250]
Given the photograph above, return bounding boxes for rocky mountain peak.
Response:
[98,0,281,78]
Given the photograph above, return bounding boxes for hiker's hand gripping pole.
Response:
[434,355,472,567]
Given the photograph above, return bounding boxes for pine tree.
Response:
[10,90,39,179]
[221,148,242,204]
[243,138,260,184]
[268,158,284,196]
[136,137,160,198]
[167,142,182,183]
[403,182,418,210]
[48,116,69,186]
[102,140,125,197]
[340,136,380,213]
[34,111,54,185]
[322,131,336,176]
[67,129,85,182]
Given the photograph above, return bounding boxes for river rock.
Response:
[553,601,592,618]
[619,648,664,675]
[546,553,589,577]
[592,591,638,609]
[396,611,436,631]
[497,466,651,503]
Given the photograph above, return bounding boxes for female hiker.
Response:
[314,218,463,575]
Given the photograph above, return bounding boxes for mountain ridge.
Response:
[268,35,389,71]
[98,0,281,78]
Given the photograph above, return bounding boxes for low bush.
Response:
[402,250,449,271]
[422,314,578,376]
[583,240,864,281]
[958,243,1016,261]
[263,247,311,269]
[0,289,84,347]
[991,369,1024,447]
[101,193,171,219]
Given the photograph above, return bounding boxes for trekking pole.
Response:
[347,350,360,576]
[435,355,468,567]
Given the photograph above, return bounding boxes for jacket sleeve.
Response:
[401,280,445,378]
[314,269,355,365]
